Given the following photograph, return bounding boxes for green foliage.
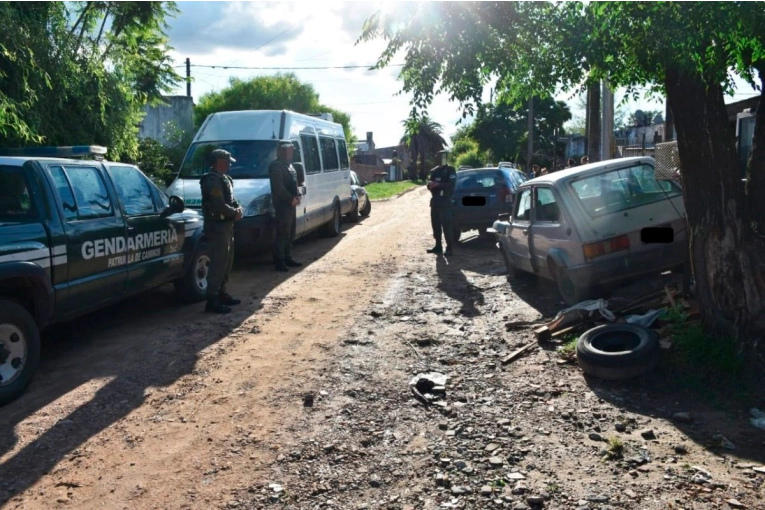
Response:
[455,148,484,169]
[0,2,180,160]
[364,180,420,200]
[400,113,447,180]
[194,73,355,145]
[558,336,578,361]
[605,436,624,460]
[135,121,193,187]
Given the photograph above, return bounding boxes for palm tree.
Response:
[400,114,447,181]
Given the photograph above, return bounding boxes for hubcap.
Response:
[195,254,210,291]
[0,324,26,387]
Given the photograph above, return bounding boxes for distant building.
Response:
[351,131,409,182]
[138,96,195,145]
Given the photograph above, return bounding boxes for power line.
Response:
[183,63,402,71]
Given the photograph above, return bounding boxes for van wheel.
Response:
[557,267,590,306]
[324,204,341,237]
[175,243,210,302]
[360,197,371,217]
[347,202,360,223]
[0,300,41,406]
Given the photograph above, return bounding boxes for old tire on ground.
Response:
[576,324,660,381]
[347,200,360,223]
[0,299,41,406]
[556,267,590,306]
[360,196,371,217]
[323,203,341,237]
[175,242,210,302]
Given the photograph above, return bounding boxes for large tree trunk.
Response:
[665,67,765,365]
[746,64,765,235]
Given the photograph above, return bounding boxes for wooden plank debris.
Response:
[502,341,537,365]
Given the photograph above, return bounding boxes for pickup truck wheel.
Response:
[175,244,210,303]
[0,300,40,406]
[360,197,371,217]
[557,267,590,306]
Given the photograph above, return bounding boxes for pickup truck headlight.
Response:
[243,194,274,217]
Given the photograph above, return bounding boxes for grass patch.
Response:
[557,335,578,361]
[364,180,421,200]
[605,436,624,460]
[661,305,743,385]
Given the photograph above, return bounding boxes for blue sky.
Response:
[164,1,762,147]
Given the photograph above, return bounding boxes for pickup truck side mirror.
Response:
[162,195,185,217]
[292,162,306,185]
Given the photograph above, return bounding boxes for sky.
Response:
[164,1,763,148]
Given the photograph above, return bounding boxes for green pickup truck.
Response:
[0,146,210,405]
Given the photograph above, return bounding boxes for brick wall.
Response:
[351,162,388,183]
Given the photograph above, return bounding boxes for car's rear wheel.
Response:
[360,196,371,217]
[0,300,40,406]
[347,201,360,223]
[175,243,210,302]
[557,267,590,306]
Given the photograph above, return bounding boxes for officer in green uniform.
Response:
[427,149,457,256]
[268,140,303,272]
[200,149,243,313]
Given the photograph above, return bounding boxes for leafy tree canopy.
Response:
[194,73,355,145]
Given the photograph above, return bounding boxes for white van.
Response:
[166,110,353,254]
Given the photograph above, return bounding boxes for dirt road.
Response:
[2,186,764,510]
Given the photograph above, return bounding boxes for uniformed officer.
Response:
[426,149,457,256]
[200,149,243,314]
[268,140,303,272]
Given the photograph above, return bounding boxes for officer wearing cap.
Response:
[200,149,243,313]
[427,149,457,256]
[268,140,303,272]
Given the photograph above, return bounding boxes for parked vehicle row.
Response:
[491,157,687,305]
[0,146,208,405]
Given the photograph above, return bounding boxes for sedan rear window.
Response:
[456,170,505,189]
[570,164,681,217]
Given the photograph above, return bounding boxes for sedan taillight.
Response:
[583,235,630,260]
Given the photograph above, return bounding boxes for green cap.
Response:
[211,149,236,163]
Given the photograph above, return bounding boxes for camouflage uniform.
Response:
[200,149,242,312]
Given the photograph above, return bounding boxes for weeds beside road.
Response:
[366,180,422,200]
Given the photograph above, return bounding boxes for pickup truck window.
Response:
[0,165,36,221]
[110,165,157,216]
[50,165,114,220]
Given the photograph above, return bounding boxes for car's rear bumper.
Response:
[566,241,686,288]
[453,204,513,230]
[234,214,274,254]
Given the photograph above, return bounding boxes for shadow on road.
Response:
[0,225,349,505]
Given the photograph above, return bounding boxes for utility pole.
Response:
[186,58,191,97]
[586,83,601,162]
[601,81,614,160]
[526,96,534,173]
[552,127,559,170]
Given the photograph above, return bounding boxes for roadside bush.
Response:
[455,148,484,169]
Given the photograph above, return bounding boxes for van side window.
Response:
[338,139,350,170]
[320,137,339,172]
[300,134,321,175]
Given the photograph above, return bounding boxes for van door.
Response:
[107,165,186,293]
[319,135,341,224]
[47,164,128,313]
[299,130,323,233]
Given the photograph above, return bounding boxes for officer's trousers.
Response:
[206,222,234,299]
[430,206,454,247]
[273,205,296,263]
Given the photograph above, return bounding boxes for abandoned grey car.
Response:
[492,157,686,305]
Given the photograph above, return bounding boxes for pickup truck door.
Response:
[47,164,128,313]
[106,165,186,294]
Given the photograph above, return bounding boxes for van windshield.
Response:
[179,141,279,179]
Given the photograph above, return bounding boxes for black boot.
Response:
[426,244,443,254]
[275,262,290,272]
[219,292,241,306]
[205,298,231,314]
[284,258,302,267]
